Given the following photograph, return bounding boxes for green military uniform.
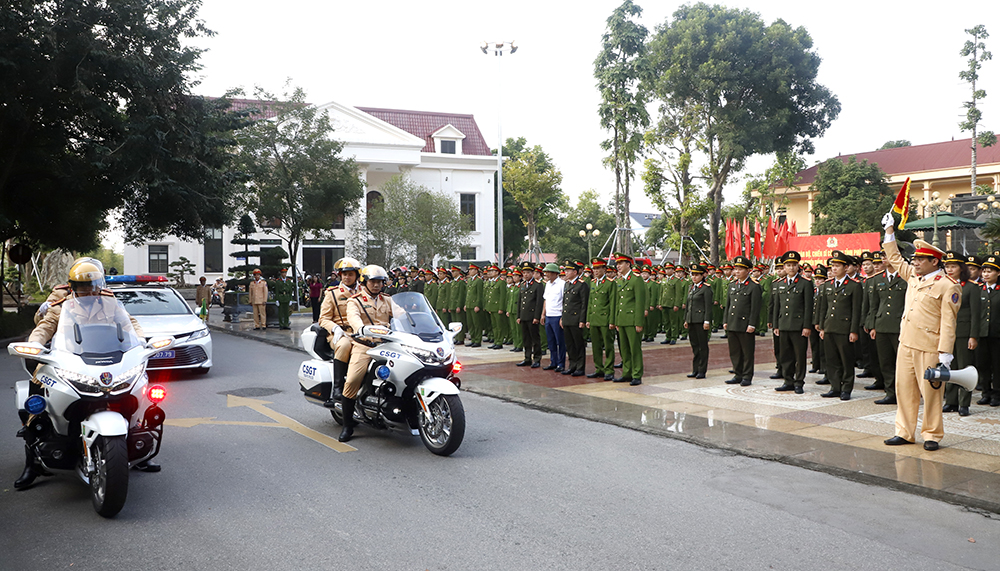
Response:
[424,276,439,310]
[611,257,646,385]
[816,256,863,398]
[587,264,616,380]
[435,274,451,326]
[712,272,727,331]
[272,273,295,329]
[506,277,522,349]
[724,261,762,385]
[684,268,713,378]
[660,273,677,343]
[645,275,660,342]
[448,271,467,345]
[465,267,484,347]
[673,272,690,341]
[484,272,507,349]
[868,266,907,402]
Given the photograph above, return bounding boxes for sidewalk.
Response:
[204,309,1000,513]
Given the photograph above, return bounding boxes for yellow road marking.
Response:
[165,395,356,453]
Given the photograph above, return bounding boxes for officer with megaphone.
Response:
[880,213,961,451]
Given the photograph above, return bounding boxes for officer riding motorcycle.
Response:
[318,257,363,408]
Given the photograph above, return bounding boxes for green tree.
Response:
[743,152,807,221]
[503,147,564,258]
[810,158,900,236]
[228,214,261,281]
[879,140,912,150]
[167,257,196,288]
[236,84,364,285]
[595,0,651,254]
[647,3,841,263]
[539,190,617,262]
[493,137,565,263]
[354,175,471,269]
[959,25,997,194]
[0,1,246,251]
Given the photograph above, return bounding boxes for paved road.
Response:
[2,333,999,570]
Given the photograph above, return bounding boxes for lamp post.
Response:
[482,40,517,267]
[579,224,600,261]
[918,191,953,248]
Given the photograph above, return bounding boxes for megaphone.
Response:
[924,365,978,392]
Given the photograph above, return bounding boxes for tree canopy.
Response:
[503,144,564,256]
[647,2,841,263]
[879,140,912,150]
[353,175,471,269]
[539,190,617,263]
[0,0,246,251]
[235,85,364,281]
[809,158,893,235]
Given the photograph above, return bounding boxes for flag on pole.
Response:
[754,220,762,259]
[744,218,752,259]
[892,177,912,229]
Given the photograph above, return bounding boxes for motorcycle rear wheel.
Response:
[91,435,129,518]
[419,394,465,456]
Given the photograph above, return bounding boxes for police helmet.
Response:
[68,261,106,294]
[359,264,390,285]
[334,257,362,274]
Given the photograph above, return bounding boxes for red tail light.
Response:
[148,385,167,403]
[452,361,462,374]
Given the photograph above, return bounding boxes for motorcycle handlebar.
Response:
[350,333,379,348]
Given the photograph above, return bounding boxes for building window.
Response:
[148,245,168,274]
[367,191,383,212]
[441,140,456,154]
[460,193,476,231]
[461,247,477,260]
[204,228,223,273]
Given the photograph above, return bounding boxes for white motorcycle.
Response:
[8,296,172,517]
[298,292,466,456]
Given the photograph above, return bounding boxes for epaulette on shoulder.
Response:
[50,297,68,307]
[101,289,115,296]
[945,275,958,283]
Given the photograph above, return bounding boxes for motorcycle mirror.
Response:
[8,342,49,357]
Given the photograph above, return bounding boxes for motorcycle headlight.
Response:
[406,346,444,365]
[55,368,102,395]
[188,327,210,341]
[110,364,146,394]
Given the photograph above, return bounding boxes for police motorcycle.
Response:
[8,295,172,517]
[298,291,466,456]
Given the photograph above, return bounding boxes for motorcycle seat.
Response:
[310,324,336,361]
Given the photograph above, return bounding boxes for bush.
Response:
[0,306,38,339]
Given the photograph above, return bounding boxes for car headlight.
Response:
[405,346,452,366]
[188,327,210,341]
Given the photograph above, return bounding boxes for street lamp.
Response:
[918,191,953,248]
[579,223,601,261]
[482,40,517,267]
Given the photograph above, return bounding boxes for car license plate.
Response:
[153,350,175,359]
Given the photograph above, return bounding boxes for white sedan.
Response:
[111,284,213,374]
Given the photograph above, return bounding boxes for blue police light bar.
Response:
[106,275,169,284]
[25,395,46,414]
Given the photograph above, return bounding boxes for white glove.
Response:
[331,324,344,346]
[938,353,954,369]
[36,301,50,319]
[881,212,894,230]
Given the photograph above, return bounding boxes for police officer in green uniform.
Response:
[586,258,616,380]
[464,263,484,347]
[644,264,660,342]
[272,268,295,330]
[942,251,978,415]
[724,256,762,386]
[772,251,814,394]
[816,251,863,400]
[867,251,907,404]
[611,253,646,386]
[516,262,545,367]
[448,266,467,345]
[423,269,438,310]
[659,264,678,344]
[435,268,451,326]
[506,268,523,351]
[485,265,507,349]
[684,263,713,379]
[672,266,690,342]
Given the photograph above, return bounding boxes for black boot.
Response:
[339,398,357,442]
[14,445,46,490]
[324,360,348,408]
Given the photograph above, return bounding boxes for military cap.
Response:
[566,260,584,270]
[967,255,982,268]
[487,264,500,272]
[781,251,802,263]
[912,239,944,260]
[253,268,262,274]
[801,262,813,271]
[732,256,752,269]
[468,263,480,271]
[984,256,1000,271]
[861,251,874,262]
[606,265,617,272]
[511,267,523,276]
[828,250,851,265]
[664,262,675,269]
[690,264,706,274]
[613,252,633,265]
[450,265,465,273]
[591,257,608,267]
[813,264,828,279]
[535,263,546,272]
[871,251,885,262]
[942,251,965,264]
[722,263,734,270]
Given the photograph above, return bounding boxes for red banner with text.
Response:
[787,233,882,266]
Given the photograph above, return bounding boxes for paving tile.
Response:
[952,438,1000,457]
[736,416,815,433]
[790,425,877,444]
[774,410,850,425]
[618,384,677,395]
[693,408,756,424]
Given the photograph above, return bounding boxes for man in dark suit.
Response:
[561,261,590,376]
[724,256,762,386]
[516,262,544,368]
[816,251,863,400]
[684,263,714,379]
[772,251,814,394]
[867,250,907,405]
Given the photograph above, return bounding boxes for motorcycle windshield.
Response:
[53,296,142,363]
[388,292,445,343]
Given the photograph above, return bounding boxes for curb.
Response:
[206,323,305,353]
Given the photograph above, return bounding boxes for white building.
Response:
[124,100,498,279]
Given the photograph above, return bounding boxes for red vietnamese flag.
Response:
[744,219,752,259]
[725,218,733,260]
[754,219,762,259]
[733,218,742,256]
[723,218,730,260]
[776,221,788,255]
[764,217,776,258]
[892,177,912,229]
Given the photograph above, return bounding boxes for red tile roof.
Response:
[218,97,290,120]
[793,138,1000,186]
[356,107,493,156]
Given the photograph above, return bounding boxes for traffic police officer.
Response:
[318,257,362,407]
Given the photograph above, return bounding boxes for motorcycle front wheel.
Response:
[90,435,129,518]
[418,394,465,456]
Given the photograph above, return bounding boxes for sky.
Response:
[118,0,998,247]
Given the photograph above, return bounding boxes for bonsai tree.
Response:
[228,213,261,289]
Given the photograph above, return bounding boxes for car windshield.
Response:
[388,292,445,342]
[114,289,191,316]
[53,296,141,356]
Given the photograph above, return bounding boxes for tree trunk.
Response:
[972,124,978,193]
[709,184,722,265]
